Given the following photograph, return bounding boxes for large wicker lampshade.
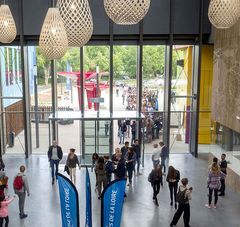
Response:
[104,0,151,25]
[57,0,93,47]
[208,0,240,29]
[0,4,17,43]
[39,8,68,60]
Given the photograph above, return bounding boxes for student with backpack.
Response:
[170,178,192,227]
[148,164,163,206]
[95,157,107,199]
[13,165,30,219]
[104,156,113,184]
[0,194,15,226]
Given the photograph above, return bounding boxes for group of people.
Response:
[0,159,30,226]
[48,141,80,185]
[92,139,141,199]
[147,152,227,227]
[118,120,137,145]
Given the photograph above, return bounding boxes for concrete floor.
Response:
[2,153,240,227]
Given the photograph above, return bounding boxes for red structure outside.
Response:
[57,71,109,110]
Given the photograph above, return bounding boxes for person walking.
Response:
[148,164,163,206]
[159,141,168,173]
[219,153,227,196]
[66,148,80,184]
[13,165,30,219]
[130,121,136,145]
[95,157,107,199]
[121,141,129,159]
[152,144,160,168]
[47,140,63,185]
[167,166,180,209]
[205,162,225,209]
[0,195,15,226]
[132,139,141,175]
[125,147,136,186]
[170,178,192,227]
[119,122,127,144]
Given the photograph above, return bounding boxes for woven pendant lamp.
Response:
[39,8,68,60]
[57,0,93,47]
[104,0,151,25]
[0,4,17,43]
[208,0,240,29]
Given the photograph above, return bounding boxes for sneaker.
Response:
[20,214,28,219]
[213,205,217,209]
[205,204,211,209]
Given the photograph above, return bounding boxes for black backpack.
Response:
[176,188,188,204]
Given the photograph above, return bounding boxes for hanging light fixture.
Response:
[104,0,151,25]
[57,0,93,47]
[208,0,240,29]
[39,7,68,60]
[0,4,17,43]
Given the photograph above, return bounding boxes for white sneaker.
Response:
[205,204,211,209]
[213,205,217,209]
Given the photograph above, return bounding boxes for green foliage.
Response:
[36,45,182,82]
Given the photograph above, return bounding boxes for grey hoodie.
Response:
[13,172,30,194]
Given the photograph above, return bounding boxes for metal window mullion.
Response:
[19,0,32,158]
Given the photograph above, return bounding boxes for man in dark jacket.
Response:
[48,140,63,184]
[113,153,126,179]
[121,141,129,158]
[132,139,141,175]
[159,141,168,173]
[219,153,227,196]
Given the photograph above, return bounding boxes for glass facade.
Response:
[0,43,207,163]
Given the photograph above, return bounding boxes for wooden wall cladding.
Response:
[212,22,240,133]
[4,100,24,145]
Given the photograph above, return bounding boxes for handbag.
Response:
[64,165,70,175]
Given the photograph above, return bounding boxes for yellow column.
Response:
[184,45,213,144]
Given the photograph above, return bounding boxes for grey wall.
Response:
[7,0,211,42]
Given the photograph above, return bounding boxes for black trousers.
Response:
[170,203,190,227]
[219,178,225,195]
[168,182,178,203]
[0,216,9,227]
[152,181,161,198]
[209,188,218,205]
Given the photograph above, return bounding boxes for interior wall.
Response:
[212,21,240,133]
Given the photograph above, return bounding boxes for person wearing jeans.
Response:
[14,165,30,219]
[48,140,63,184]
[132,139,141,175]
[205,162,225,209]
[151,144,160,168]
[159,141,168,173]
[125,147,136,186]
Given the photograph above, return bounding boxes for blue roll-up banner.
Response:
[85,168,92,227]
[101,179,127,227]
[57,173,80,227]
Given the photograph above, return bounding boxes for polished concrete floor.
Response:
[3,153,240,227]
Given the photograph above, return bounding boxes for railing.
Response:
[30,106,73,122]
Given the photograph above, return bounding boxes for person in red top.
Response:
[0,194,15,226]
